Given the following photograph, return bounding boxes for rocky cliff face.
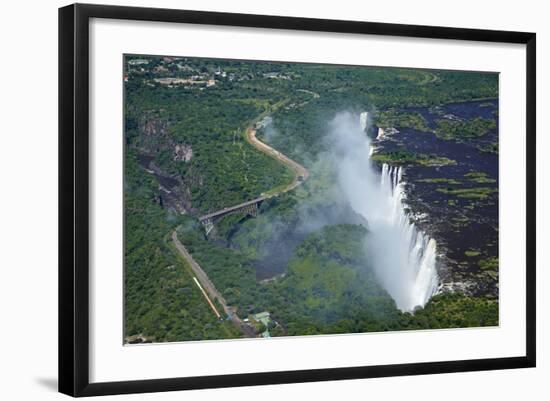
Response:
[173,144,193,162]
[133,115,201,215]
[138,117,171,153]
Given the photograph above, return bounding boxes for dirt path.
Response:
[245,91,314,194]
[246,127,309,195]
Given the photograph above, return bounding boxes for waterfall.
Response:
[331,111,438,312]
[376,163,439,311]
[359,111,369,132]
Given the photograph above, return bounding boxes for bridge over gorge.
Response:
[199,196,266,236]
[198,122,309,235]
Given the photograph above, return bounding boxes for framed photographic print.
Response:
[58,3,536,397]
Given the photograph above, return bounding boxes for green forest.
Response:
[124,55,499,343]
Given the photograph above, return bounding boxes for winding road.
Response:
[172,92,315,333]
[246,127,309,195]
[198,96,311,221]
[245,91,314,194]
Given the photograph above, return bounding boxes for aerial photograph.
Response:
[123,55,499,344]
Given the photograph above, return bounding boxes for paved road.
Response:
[171,230,255,337]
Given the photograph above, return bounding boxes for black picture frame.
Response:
[59,3,536,397]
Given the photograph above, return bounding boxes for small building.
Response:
[263,72,290,80]
[253,311,271,327]
[263,72,279,79]
[128,58,149,66]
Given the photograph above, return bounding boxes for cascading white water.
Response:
[331,112,438,312]
[359,111,369,132]
[377,163,439,311]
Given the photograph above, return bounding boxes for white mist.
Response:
[329,111,438,312]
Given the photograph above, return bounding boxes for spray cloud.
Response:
[326,111,438,311]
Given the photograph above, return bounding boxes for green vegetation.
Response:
[124,55,499,342]
[436,187,496,199]
[417,178,462,185]
[464,171,496,184]
[371,150,456,166]
[274,225,402,334]
[465,249,481,257]
[479,257,499,271]
[375,110,431,132]
[124,150,242,342]
[175,222,498,336]
[436,186,496,200]
[272,225,498,334]
[408,293,498,328]
[175,223,267,316]
[125,65,294,214]
[477,142,499,154]
[435,117,496,141]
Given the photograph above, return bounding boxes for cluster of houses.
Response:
[153,77,216,88]
[125,57,223,89]
[125,56,294,90]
